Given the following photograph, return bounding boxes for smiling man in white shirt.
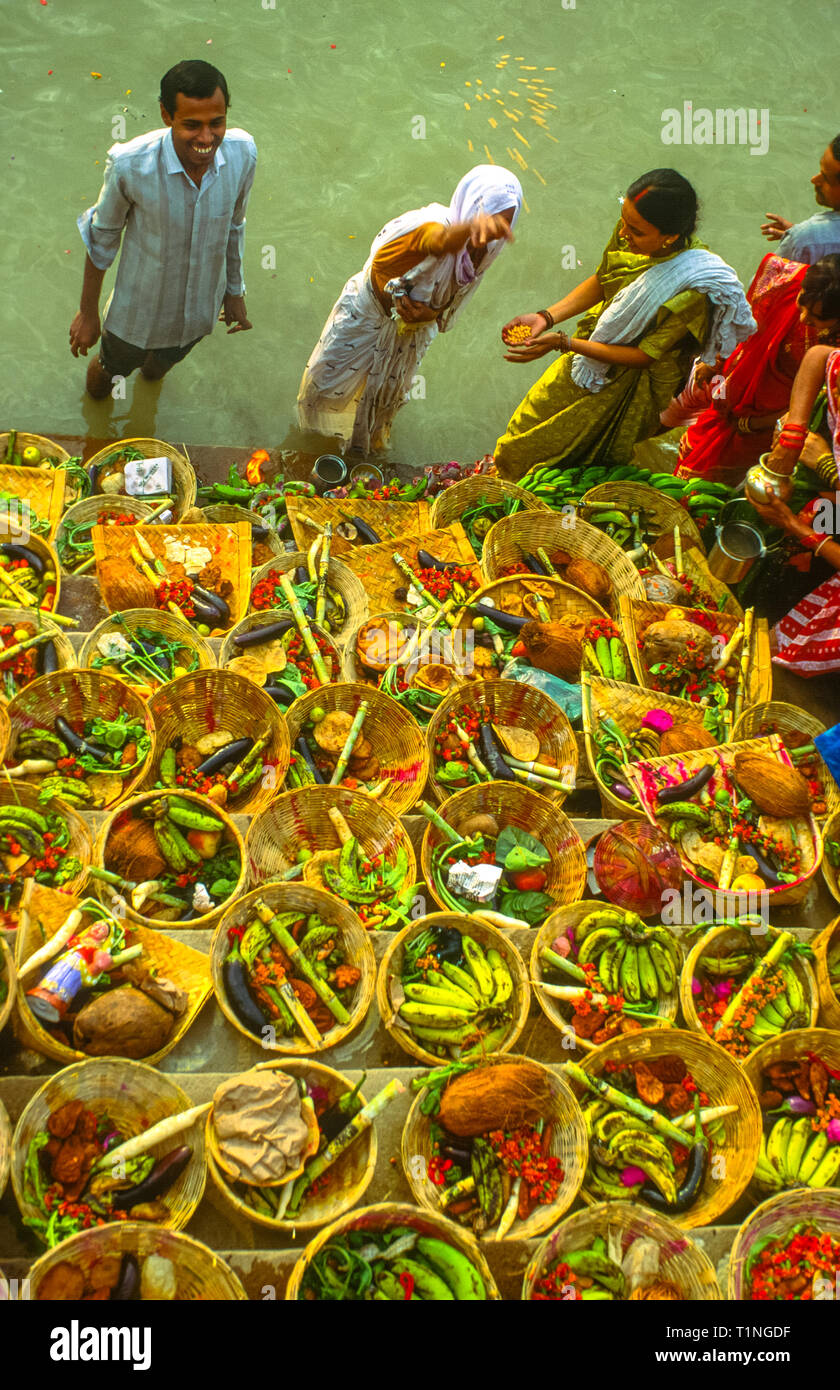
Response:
[70,60,257,398]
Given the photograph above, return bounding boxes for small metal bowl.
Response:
[310,455,348,494]
[349,462,385,488]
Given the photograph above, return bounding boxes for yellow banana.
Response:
[798,1129,830,1184]
[486,948,513,1006]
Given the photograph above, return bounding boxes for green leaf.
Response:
[495,825,550,867]
[499,887,554,925]
[503,843,549,872]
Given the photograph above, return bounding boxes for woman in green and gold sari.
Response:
[494,170,755,480]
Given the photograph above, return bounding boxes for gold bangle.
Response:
[814,535,831,557]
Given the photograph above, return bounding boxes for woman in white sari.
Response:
[297,166,522,454]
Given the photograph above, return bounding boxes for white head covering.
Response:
[446,165,523,285]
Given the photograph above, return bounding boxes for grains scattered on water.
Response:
[533,168,547,185]
[483,144,495,163]
[514,129,530,146]
[488,117,497,127]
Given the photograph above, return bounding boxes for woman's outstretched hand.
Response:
[501,314,563,361]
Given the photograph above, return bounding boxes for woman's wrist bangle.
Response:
[555,331,572,353]
[799,529,822,552]
[814,535,831,557]
[537,308,554,329]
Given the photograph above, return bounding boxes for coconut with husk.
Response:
[735,753,811,817]
[520,616,585,680]
[643,573,691,605]
[659,721,718,755]
[97,558,156,612]
[564,557,612,604]
[436,1060,553,1137]
[641,616,716,669]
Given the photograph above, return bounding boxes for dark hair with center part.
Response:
[830,134,840,165]
[801,254,840,322]
[625,168,698,248]
[159,60,230,117]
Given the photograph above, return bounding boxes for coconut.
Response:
[564,557,612,603]
[106,817,166,883]
[659,721,717,755]
[643,574,690,605]
[97,558,156,612]
[521,618,584,680]
[436,1061,552,1137]
[734,752,811,817]
[641,617,715,669]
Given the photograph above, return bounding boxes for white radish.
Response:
[19,909,84,980]
[92,1102,212,1170]
[673,1104,738,1131]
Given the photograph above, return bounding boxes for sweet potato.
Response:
[48,1100,85,1139]
[633,1062,665,1105]
[37,1262,86,1300]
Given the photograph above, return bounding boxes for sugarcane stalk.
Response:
[274,976,322,1046]
[35,609,77,628]
[108,944,144,968]
[277,572,329,684]
[227,733,269,786]
[286,1079,405,1210]
[399,598,456,669]
[279,862,305,882]
[732,606,754,723]
[713,930,795,1035]
[417,799,466,846]
[505,753,574,784]
[673,1104,737,1131]
[314,524,332,625]
[0,627,55,665]
[561,1061,692,1146]
[392,552,459,628]
[134,531,157,563]
[539,946,588,984]
[454,721,491,780]
[672,525,683,575]
[307,533,323,584]
[532,595,552,622]
[254,899,350,1023]
[329,701,370,786]
[511,767,573,793]
[536,547,557,576]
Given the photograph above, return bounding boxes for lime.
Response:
[13,628,29,642]
[310,706,327,723]
[171,665,188,679]
[22,445,41,465]
[296,848,313,864]
[195,624,211,637]
[472,615,485,632]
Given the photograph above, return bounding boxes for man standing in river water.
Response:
[70,59,257,398]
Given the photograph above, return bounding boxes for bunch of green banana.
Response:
[399,937,514,1055]
[587,1108,679,1204]
[470,1137,505,1229]
[756,1117,840,1192]
[372,1235,486,1300]
[0,804,50,860]
[575,907,681,1004]
[557,1235,626,1300]
[323,837,408,905]
[153,811,201,873]
[740,959,808,1048]
[517,460,654,508]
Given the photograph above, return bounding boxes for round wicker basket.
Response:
[84,438,197,520]
[11,1057,207,1244]
[531,901,680,1049]
[246,784,416,902]
[4,669,155,809]
[522,1200,722,1300]
[0,534,61,616]
[425,677,578,806]
[211,881,375,1055]
[285,1200,501,1300]
[582,480,706,555]
[206,1058,377,1232]
[420,783,587,916]
[284,680,428,814]
[430,474,550,542]
[0,608,76,703]
[577,1028,762,1228]
[728,1188,840,1300]
[55,496,156,575]
[0,1096,10,1204]
[481,512,645,607]
[0,934,15,1036]
[219,609,345,687]
[821,808,840,905]
[27,1222,247,1300]
[401,1053,588,1240]
[79,608,216,697]
[742,1027,840,1201]
[248,550,368,644]
[679,922,820,1063]
[811,914,840,1029]
[145,668,290,815]
[0,782,92,917]
[94,788,246,930]
[732,700,838,820]
[202,503,285,567]
[0,432,70,467]
[376,912,530,1066]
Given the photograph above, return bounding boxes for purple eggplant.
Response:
[116,1146,193,1210]
[656,763,715,805]
[110,1253,140,1301]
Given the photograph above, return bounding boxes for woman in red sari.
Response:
[674,254,840,483]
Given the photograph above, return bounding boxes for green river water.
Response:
[4,0,834,464]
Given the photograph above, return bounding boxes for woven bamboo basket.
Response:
[286,494,432,559]
[206,1058,377,1232]
[11,1058,207,1244]
[246,784,416,900]
[85,437,197,519]
[430,474,550,541]
[402,1053,588,1239]
[728,1188,840,1300]
[425,677,579,807]
[0,609,76,705]
[0,431,70,467]
[79,607,216,698]
[4,669,155,809]
[732,701,839,819]
[145,669,290,815]
[531,902,680,1050]
[14,884,212,1066]
[681,545,743,619]
[0,782,92,925]
[679,922,819,1062]
[810,915,840,1028]
[576,1028,762,1228]
[92,521,250,635]
[743,1027,840,1200]
[343,609,421,684]
[581,672,722,821]
[284,680,428,814]
[0,934,15,1036]
[219,609,345,688]
[55,495,155,575]
[630,733,823,908]
[822,808,840,905]
[583,480,706,555]
[0,1096,10,1204]
[202,503,285,566]
[481,512,645,607]
[0,534,60,614]
[248,550,368,644]
[27,1222,247,1300]
[0,463,65,541]
[522,1200,722,1300]
[420,783,587,916]
[94,788,246,930]
[210,882,375,1054]
[376,912,530,1065]
[338,523,481,618]
[286,1200,501,1300]
[618,593,772,706]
